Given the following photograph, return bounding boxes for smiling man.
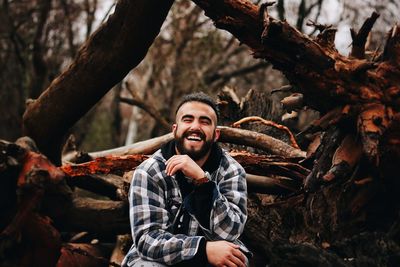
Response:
[122,92,250,267]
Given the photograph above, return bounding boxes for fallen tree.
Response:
[7,0,400,266]
[0,131,307,266]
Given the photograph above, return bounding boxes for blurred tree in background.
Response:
[0,0,105,141]
[1,0,398,152]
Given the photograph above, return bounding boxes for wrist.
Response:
[193,171,211,186]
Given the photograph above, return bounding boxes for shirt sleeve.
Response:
[185,154,247,241]
[129,161,204,265]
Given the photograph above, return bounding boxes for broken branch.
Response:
[232,116,300,149]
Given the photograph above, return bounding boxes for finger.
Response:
[165,160,172,176]
[227,242,240,249]
[229,252,246,267]
[224,259,238,267]
[232,249,246,263]
[165,158,180,176]
[165,155,179,167]
[165,155,181,165]
[169,162,185,176]
[166,162,179,176]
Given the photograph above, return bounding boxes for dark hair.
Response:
[175,92,219,121]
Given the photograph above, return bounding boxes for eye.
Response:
[200,119,211,125]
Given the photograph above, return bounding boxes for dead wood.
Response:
[66,174,129,201]
[218,126,306,158]
[323,134,363,182]
[0,139,69,266]
[246,173,300,194]
[63,127,305,164]
[192,0,400,172]
[62,150,308,197]
[63,197,129,236]
[189,1,400,265]
[57,243,112,267]
[232,116,300,149]
[350,12,380,59]
[109,235,131,267]
[304,126,345,191]
[88,134,173,160]
[5,0,400,265]
[280,93,304,112]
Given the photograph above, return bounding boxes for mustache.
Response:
[183,130,206,140]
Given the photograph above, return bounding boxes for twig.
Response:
[350,11,380,59]
[121,82,171,131]
[232,116,300,149]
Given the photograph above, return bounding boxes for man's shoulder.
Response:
[136,149,165,173]
[219,149,245,173]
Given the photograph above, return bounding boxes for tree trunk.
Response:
[8,0,400,265]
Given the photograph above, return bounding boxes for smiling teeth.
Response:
[187,135,201,141]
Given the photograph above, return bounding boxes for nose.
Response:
[189,119,201,130]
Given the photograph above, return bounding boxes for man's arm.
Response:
[129,160,204,265]
[186,154,247,240]
[165,153,247,240]
[164,154,248,266]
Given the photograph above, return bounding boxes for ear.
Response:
[214,128,220,142]
[172,124,177,133]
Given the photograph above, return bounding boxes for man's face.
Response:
[173,101,220,161]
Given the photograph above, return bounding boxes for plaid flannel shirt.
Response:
[122,148,248,266]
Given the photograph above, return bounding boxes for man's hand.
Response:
[165,155,204,180]
[206,241,246,267]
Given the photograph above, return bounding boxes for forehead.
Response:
[176,101,217,122]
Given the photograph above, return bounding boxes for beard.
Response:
[175,129,215,161]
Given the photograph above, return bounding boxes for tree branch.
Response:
[350,11,380,59]
[232,116,300,149]
[219,126,305,158]
[121,82,171,131]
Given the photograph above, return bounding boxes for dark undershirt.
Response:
[161,140,222,266]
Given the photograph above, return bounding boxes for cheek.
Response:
[205,129,216,139]
[175,125,187,136]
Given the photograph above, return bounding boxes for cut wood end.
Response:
[306,133,322,158]
[17,151,65,187]
[332,135,363,167]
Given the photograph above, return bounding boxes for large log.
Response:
[7,0,400,265]
[62,197,130,236]
[22,0,174,164]
[62,151,307,196]
[62,126,305,164]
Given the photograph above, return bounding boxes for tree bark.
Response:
[63,197,130,236]
[63,126,305,164]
